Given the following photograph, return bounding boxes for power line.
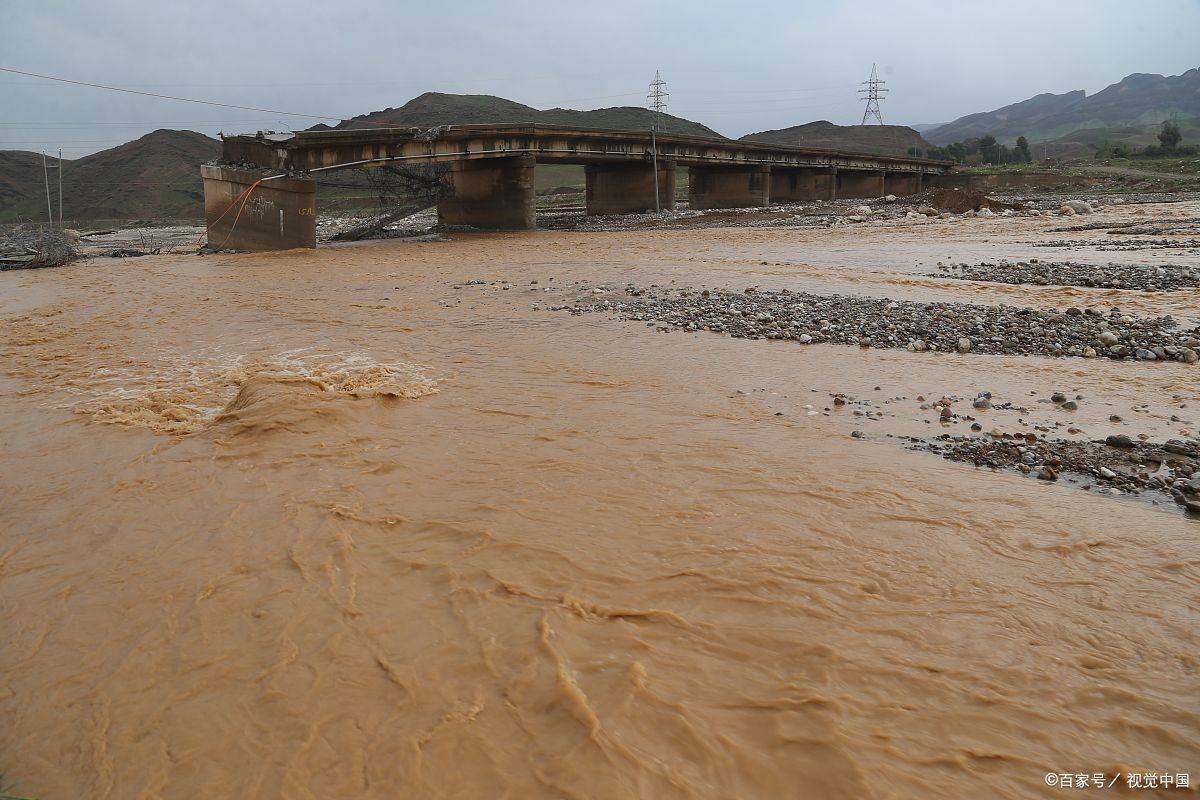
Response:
[0,66,348,122]
[0,87,854,127]
[0,120,305,126]
[2,66,867,137]
[858,64,887,125]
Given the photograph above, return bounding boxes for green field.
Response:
[1099,155,1200,175]
[534,165,691,197]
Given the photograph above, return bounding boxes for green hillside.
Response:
[927,68,1200,145]
[0,130,219,223]
[1041,117,1200,160]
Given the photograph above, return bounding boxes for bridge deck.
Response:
[220,123,950,175]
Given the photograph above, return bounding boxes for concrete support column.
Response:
[437,154,535,230]
[837,169,887,199]
[201,165,316,251]
[585,159,676,215]
[884,172,921,196]
[688,164,770,210]
[828,167,838,200]
[771,168,836,203]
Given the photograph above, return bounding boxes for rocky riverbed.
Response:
[1038,236,1200,252]
[929,259,1200,291]
[568,284,1200,363]
[903,431,1200,514]
[1049,215,1200,236]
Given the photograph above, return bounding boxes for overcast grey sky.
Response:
[3,0,1199,157]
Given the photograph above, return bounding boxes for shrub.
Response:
[1094,141,1132,159]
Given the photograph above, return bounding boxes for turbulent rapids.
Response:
[64,351,438,435]
[1,204,1198,799]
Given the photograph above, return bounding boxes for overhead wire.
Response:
[0,67,347,122]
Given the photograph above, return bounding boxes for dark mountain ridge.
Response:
[330,92,725,139]
[739,120,935,157]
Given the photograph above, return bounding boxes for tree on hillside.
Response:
[1015,136,1032,163]
[1158,119,1182,150]
[979,135,1000,164]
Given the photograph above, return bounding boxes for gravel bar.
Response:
[904,432,1200,514]
[929,260,1200,292]
[570,285,1200,363]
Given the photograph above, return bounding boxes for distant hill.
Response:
[0,151,45,214]
[739,121,935,156]
[927,68,1200,144]
[331,92,725,139]
[0,129,219,222]
[1036,116,1200,160]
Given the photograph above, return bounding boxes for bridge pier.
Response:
[201,165,316,251]
[437,154,535,230]
[585,159,676,215]
[770,168,836,203]
[837,170,886,199]
[885,172,922,196]
[688,164,770,210]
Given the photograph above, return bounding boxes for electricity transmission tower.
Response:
[858,63,887,125]
[647,70,668,114]
[646,70,669,212]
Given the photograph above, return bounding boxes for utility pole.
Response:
[41,151,53,225]
[858,63,888,125]
[57,148,63,224]
[650,126,659,213]
[647,70,668,212]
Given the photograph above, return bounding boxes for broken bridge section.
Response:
[204,125,951,250]
[201,165,316,250]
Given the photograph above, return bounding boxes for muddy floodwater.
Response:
[2,206,1198,799]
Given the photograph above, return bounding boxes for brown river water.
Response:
[2,208,1198,798]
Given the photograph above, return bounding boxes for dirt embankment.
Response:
[927,187,1021,213]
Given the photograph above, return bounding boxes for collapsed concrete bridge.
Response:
[202,124,951,250]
